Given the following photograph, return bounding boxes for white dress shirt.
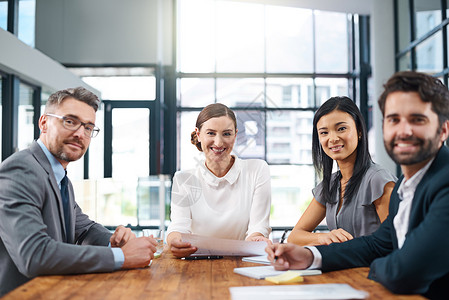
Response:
[393,159,433,249]
[167,156,271,240]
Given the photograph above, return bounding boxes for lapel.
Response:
[30,141,71,243]
[389,177,403,249]
[407,146,449,232]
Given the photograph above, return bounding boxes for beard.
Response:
[384,129,442,165]
[51,138,86,163]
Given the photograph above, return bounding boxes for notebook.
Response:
[233,265,321,279]
[242,255,271,265]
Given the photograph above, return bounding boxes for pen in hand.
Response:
[279,229,288,244]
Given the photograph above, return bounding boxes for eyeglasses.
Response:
[46,113,100,138]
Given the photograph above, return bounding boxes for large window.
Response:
[0,0,7,31]
[0,0,35,46]
[176,0,366,228]
[68,66,161,227]
[18,0,35,47]
[395,0,448,81]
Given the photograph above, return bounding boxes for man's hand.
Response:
[110,225,136,247]
[265,243,314,270]
[121,237,158,269]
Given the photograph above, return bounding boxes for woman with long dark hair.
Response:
[288,96,396,246]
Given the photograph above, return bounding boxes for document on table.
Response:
[242,255,271,265]
[229,284,368,300]
[234,265,321,279]
[180,233,267,256]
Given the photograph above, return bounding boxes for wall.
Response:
[0,28,97,93]
[35,0,173,66]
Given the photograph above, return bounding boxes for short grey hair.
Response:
[45,87,100,112]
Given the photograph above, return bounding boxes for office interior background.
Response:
[0,0,447,233]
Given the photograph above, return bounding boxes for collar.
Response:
[397,157,434,199]
[37,139,66,186]
[199,155,241,187]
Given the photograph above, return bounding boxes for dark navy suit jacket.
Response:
[317,146,449,299]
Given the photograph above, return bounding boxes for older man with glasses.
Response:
[0,87,157,296]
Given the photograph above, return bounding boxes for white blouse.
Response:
[166,156,271,240]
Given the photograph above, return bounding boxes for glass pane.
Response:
[270,165,316,227]
[94,178,138,226]
[397,0,411,51]
[82,76,156,100]
[267,111,314,164]
[178,111,203,170]
[398,51,412,71]
[0,0,7,31]
[136,175,172,228]
[216,78,264,107]
[88,105,104,179]
[234,110,265,159]
[17,83,34,151]
[447,25,449,69]
[265,5,313,73]
[266,78,314,108]
[0,77,2,160]
[414,0,441,39]
[315,11,349,73]
[216,1,264,72]
[178,78,215,107]
[416,31,443,73]
[18,0,35,47]
[177,0,215,72]
[447,0,449,20]
[315,78,349,106]
[112,108,149,180]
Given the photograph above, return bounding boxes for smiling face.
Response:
[39,97,96,168]
[383,91,448,177]
[196,116,237,165]
[317,110,359,164]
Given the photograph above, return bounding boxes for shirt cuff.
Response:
[110,246,125,269]
[304,246,322,269]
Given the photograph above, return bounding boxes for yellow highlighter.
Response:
[265,271,304,284]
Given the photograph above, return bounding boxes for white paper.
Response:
[230,284,368,300]
[234,265,322,279]
[242,255,271,265]
[180,233,267,256]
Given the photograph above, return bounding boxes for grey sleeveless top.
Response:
[313,163,397,237]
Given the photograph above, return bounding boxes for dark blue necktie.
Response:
[60,174,71,241]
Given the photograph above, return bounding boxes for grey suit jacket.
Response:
[0,141,115,296]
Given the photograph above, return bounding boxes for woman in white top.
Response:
[166,103,271,258]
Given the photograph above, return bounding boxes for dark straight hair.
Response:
[312,96,372,204]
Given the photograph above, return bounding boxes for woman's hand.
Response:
[317,228,353,245]
[246,233,271,244]
[169,237,198,258]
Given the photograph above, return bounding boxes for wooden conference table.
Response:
[3,254,425,300]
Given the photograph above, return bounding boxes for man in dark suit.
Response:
[266,71,449,299]
[0,87,157,296]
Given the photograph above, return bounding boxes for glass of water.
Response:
[142,229,164,258]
